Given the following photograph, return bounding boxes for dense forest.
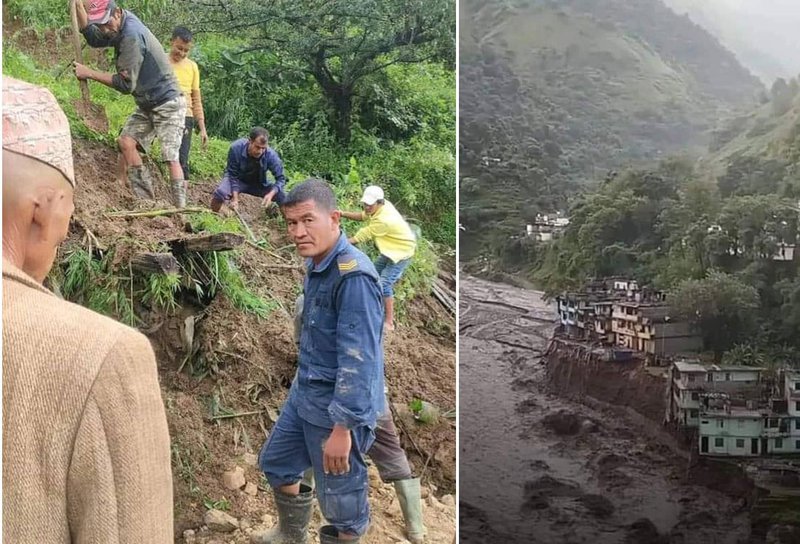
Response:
[460,0,800,361]
[459,0,762,259]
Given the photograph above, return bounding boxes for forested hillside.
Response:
[459,0,763,259]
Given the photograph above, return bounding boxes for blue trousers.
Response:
[258,396,375,536]
[212,175,286,204]
[374,254,412,297]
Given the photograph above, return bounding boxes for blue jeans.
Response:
[258,395,375,536]
[374,254,412,297]
[212,175,286,204]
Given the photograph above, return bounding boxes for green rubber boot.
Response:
[395,477,425,543]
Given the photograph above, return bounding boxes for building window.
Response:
[796,440,800,450]
[689,409,698,418]
[716,420,724,428]
[796,402,800,412]
[768,418,779,428]
[715,438,724,448]
[691,392,699,400]
[725,373,731,381]
[688,374,695,382]
[776,438,784,449]
[736,439,745,448]
[795,420,800,430]
[707,373,713,382]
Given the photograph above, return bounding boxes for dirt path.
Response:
[459,275,750,544]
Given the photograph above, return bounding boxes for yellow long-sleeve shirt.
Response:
[171,57,204,120]
[352,200,416,263]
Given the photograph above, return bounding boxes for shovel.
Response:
[69,0,109,134]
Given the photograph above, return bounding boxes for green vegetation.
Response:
[5,0,454,328]
[459,0,763,260]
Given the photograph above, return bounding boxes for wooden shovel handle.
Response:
[69,0,91,102]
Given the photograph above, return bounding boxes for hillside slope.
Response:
[2,21,456,544]
[459,0,764,261]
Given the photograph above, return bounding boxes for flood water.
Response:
[459,275,751,544]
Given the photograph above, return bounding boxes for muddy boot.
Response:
[171,178,187,208]
[319,525,361,543]
[301,467,315,489]
[250,485,314,544]
[394,478,425,543]
[127,166,154,199]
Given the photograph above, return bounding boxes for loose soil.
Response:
[58,137,456,543]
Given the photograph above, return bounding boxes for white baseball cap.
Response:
[360,185,384,205]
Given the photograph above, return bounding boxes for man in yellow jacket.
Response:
[2,77,173,543]
[342,185,417,330]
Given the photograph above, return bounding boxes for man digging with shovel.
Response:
[73,0,188,207]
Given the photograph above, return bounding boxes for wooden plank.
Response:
[168,232,245,253]
[130,252,179,275]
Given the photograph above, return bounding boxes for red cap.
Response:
[86,0,115,25]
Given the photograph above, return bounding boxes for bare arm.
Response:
[341,210,366,221]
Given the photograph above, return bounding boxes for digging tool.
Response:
[69,0,109,133]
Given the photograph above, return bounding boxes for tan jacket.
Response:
[2,260,173,543]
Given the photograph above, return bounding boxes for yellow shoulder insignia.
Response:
[337,258,359,273]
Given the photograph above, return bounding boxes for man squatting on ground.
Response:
[251,180,384,544]
[210,127,287,214]
[2,77,173,542]
[74,0,188,207]
[292,297,426,543]
[342,186,417,331]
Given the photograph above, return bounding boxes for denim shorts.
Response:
[374,254,412,297]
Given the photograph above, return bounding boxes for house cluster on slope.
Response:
[668,362,800,458]
[556,277,702,364]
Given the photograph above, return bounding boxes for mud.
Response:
[56,137,456,543]
[459,275,752,544]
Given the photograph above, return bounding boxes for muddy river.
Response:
[459,275,751,543]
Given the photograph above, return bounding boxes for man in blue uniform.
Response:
[253,179,384,544]
[210,127,287,214]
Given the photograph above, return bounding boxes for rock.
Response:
[542,410,582,435]
[240,519,252,530]
[261,514,275,527]
[578,494,615,518]
[626,518,666,544]
[420,486,430,499]
[182,529,196,543]
[243,453,259,467]
[440,494,455,507]
[222,466,246,490]
[244,482,258,496]
[204,509,239,533]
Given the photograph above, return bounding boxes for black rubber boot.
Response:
[250,484,314,544]
[127,165,154,199]
[319,525,361,543]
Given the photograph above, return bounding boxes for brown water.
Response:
[459,275,751,544]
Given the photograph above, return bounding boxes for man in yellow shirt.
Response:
[169,26,208,182]
[343,186,417,330]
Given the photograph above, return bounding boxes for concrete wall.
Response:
[700,416,762,456]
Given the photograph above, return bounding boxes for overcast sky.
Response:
[662,0,800,83]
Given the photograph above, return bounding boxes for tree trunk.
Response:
[329,86,354,145]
